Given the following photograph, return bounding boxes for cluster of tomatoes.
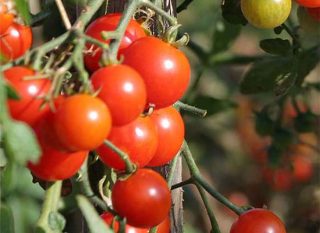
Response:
[0,0,32,63]
[240,0,320,29]
[3,12,190,230]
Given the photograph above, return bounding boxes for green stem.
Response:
[171,177,193,190]
[174,101,207,117]
[36,181,63,231]
[281,23,301,50]
[103,140,136,174]
[177,0,194,13]
[182,141,244,215]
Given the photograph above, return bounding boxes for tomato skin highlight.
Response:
[111,169,171,228]
[147,106,184,167]
[84,13,146,72]
[53,94,112,151]
[230,208,287,233]
[241,0,291,29]
[97,116,158,170]
[91,64,147,126]
[0,23,32,61]
[123,36,191,108]
[296,0,320,8]
[4,66,51,126]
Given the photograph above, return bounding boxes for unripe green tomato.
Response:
[241,0,292,29]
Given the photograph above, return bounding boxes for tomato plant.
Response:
[292,155,313,182]
[241,0,292,28]
[53,94,112,151]
[147,106,184,167]
[0,22,32,61]
[84,13,146,72]
[111,169,171,228]
[97,116,158,170]
[230,208,287,233]
[123,36,191,108]
[4,66,51,126]
[91,64,147,126]
[295,0,320,8]
[0,0,14,35]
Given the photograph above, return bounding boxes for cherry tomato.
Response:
[307,7,320,20]
[0,22,32,62]
[292,155,313,182]
[156,217,170,233]
[111,169,171,228]
[263,167,293,192]
[91,64,147,126]
[0,0,14,35]
[147,106,184,167]
[97,116,158,170]
[28,130,88,181]
[123,37,191,108]
[241,0,292,29]
[230,208,287,233]
[4,66,51,126]
[296,0,320,8]
[84,13,146,72]
[53,94,112,151]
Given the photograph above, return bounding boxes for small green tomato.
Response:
[241,0,292,29]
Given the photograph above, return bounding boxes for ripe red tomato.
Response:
[262,167,293,192]
[292,155,313,182]
[230,208,287,233]
[97,116,158,170]
[91,64,147,126]
[4,66,51,126]
[28,131,88,181]
[0,22,32,61]
[296,0,320,8]
[53,94,112,151]
[84,13,146,72]
[123,37,191,108]
[241,0,291,29]
[0,0,14,35]
[111,169,171,228]
[307,7,320,20]
[147,106,184,167]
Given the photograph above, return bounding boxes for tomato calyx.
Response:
[163,24,189,47]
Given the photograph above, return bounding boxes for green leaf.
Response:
[0,163,18,195]
[0,148,7,167]
[3,120,41,165]
[260,38,291,56]
[48,212,66,231]
[14,0,31,25]
[221,0,247,25]
[240,57,294,95]
[211,19,241,54]
[76,195,113,233]
[0,204,15,233]
[192,95,237,116]
[5,83,20,100]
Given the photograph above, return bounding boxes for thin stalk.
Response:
[55,0,72,29]
[174,101,207,117]
[167,152,180,187]
[171,177,193,190]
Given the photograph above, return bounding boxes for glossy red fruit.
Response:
[112,169,171,228]
[91,64,147,126]
[53,94,112,151]
[292,155,313,182]
[4,66,51,126]
[0,23,32,62]
[123,37,191,108]
[28,131,88,181]
[148,106,184,167]
[0,0,14,35]
[295,0,320,8]
[307,7,320,20]
[230,208,287,233]
[263,167,293,192]
[97,116,158,170]
[84,13,146,72]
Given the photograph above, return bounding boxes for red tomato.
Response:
[28,130,88,181]
[307,7,320,20]
[123,37,191,108]
[53,94,112,151]
[91,64,147,126]
[111,169,171,228]
[156,217,170,233]
[84,13,146,72]
[4,66,51,126]
[147,106,184,167]
[292,155,313,182]
[263,167,293,192]
[0,22,32,62]
[230,208,287,233]
[97,116,158,170]
[0,0,14,35]
[295,0,320,8]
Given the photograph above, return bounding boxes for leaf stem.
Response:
[174,101,207,117]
